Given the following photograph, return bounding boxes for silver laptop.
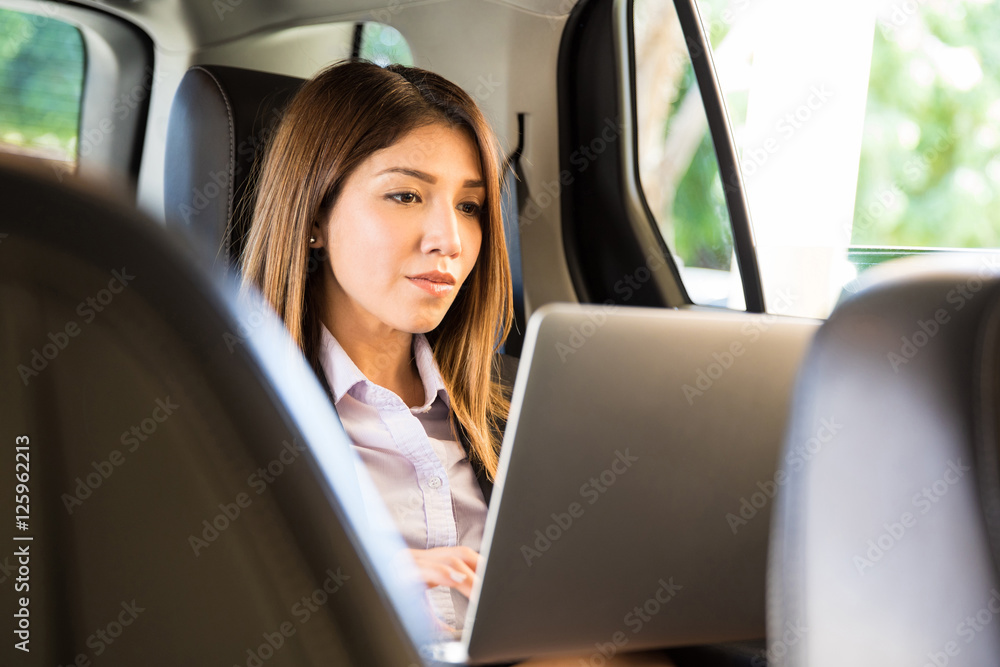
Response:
[429,303,818,664]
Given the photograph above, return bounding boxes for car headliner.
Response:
[73,0,581,50]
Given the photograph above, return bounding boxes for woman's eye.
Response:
[459,202,482,217]
[389,192,419,204]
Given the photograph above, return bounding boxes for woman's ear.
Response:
[310,218,326,248]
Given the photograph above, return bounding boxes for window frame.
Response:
[0,1,153,198]
[623,0,764,312]
[557,0,764,312]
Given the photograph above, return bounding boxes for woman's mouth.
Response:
[407,271,456,297]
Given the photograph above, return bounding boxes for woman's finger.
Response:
[406,548,480,598]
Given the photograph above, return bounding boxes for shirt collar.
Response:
[412,330,451,411]
[318,323,450,411]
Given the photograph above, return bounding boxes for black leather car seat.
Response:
[768,255,1000,665]
[164,65,302,267]
[0,155,429,666]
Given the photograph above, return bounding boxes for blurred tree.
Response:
[852,0,1000,249]
[0,8,84,162]
[359,22,413,67]
[678,0,1000,267]
[635,0,735,273]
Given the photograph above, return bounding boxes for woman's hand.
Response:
[404,546,481,598]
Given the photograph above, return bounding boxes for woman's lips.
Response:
[407,272,456,297]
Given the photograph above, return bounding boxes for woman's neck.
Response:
[324,315,425,408]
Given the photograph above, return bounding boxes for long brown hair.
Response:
[240,60,513,479]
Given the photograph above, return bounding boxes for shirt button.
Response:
[427,476,442,489]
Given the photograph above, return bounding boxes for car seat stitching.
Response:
[973,289,1000,570]
[194,66,236,259]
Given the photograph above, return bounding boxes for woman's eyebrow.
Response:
[377,167,484,189]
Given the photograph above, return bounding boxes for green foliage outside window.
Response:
[359,23,413,67]
[699,0,1000,252]
[852,0,1000,249]
[673,132,734,270]
[0,8,84,163]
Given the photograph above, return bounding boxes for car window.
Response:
[358,22,413,66]
[633,0,744,309]
[0,8,84,173]
[699,0,1000,317]
[852,3,1000,251]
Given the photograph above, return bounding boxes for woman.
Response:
[239,60,678,667]
[240,59,515,630]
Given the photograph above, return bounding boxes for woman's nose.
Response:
[421,204,463,257]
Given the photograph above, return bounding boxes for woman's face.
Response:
[313,122,485,336]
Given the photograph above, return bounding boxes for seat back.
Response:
[164,65,303,266]
[768,255,1000,666]
[0,157,428,666]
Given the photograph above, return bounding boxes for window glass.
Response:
[633,0,743,309]
[0,8,84,166]
[853,2,1000,250]
[359,23,413,67]
[695,0,751,146]
[697,0,1000,317]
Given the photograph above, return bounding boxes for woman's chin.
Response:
[396,313,447,335]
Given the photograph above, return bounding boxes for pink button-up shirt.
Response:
[318,324,488,630]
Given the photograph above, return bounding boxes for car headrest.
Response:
[164,65,304,268]
[768,255,1000,665]
[0,155,430,665]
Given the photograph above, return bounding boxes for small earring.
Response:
[309,236,316,244]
